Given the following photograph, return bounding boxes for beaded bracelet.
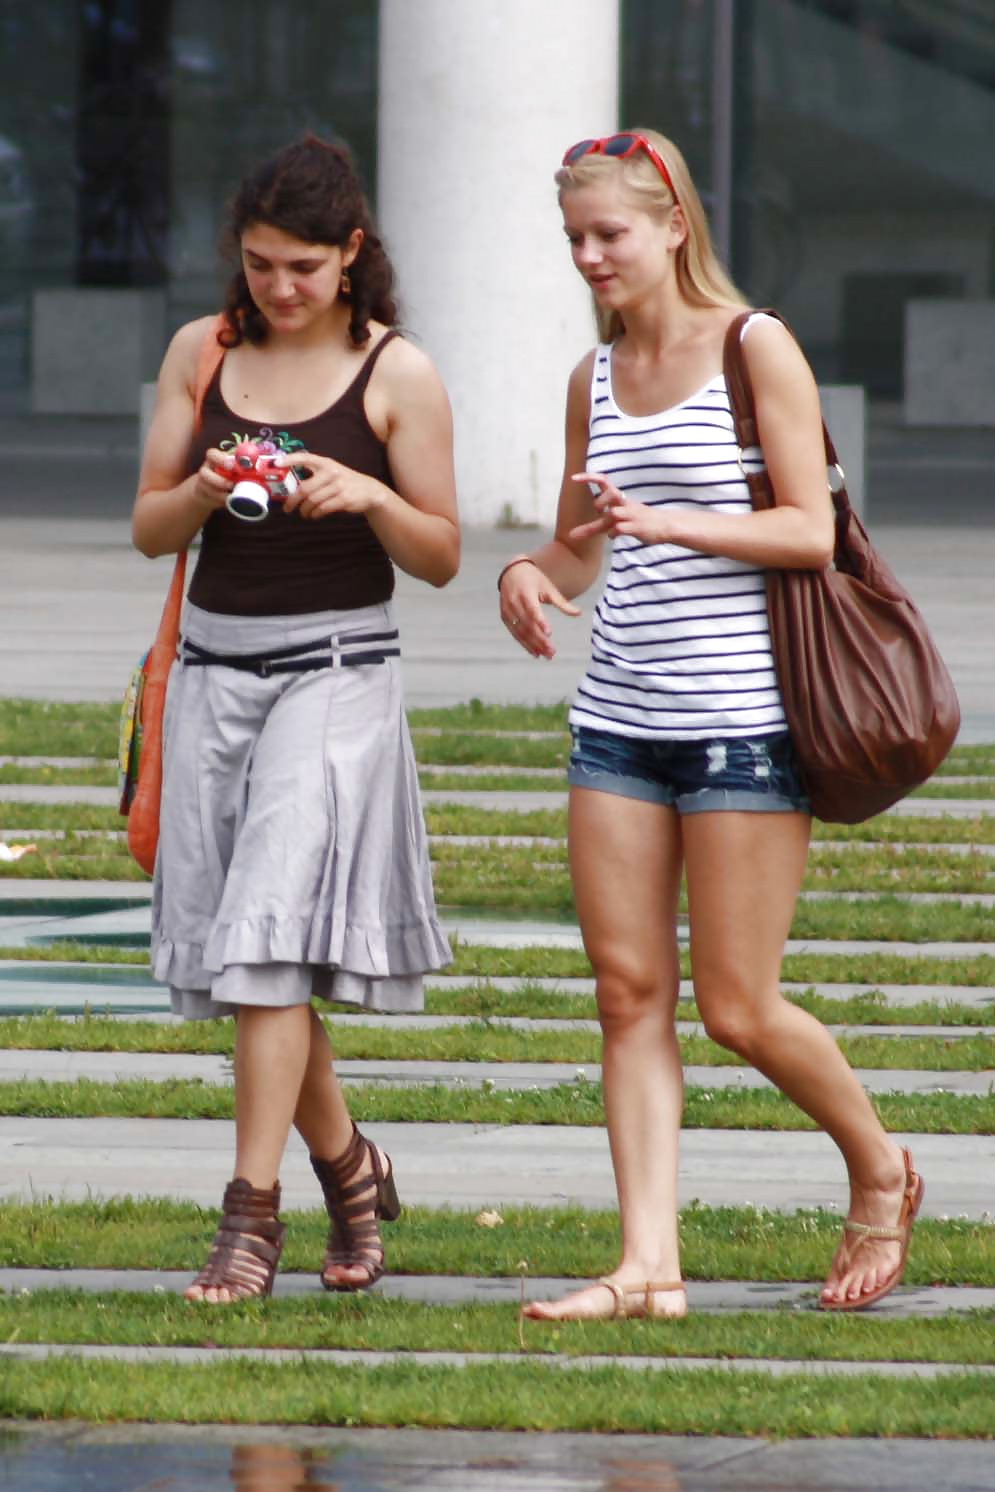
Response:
[496,556,538,593]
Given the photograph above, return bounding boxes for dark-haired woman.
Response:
[134,136,459,1303]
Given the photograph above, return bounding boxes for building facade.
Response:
[1,0,993,520]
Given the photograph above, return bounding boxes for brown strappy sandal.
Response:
[310,1124,401,1292]
[187,1178,285,1302]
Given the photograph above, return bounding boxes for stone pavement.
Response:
[4,1118,992,1215]
[2,518,995,740]
[5,1268,993,1316]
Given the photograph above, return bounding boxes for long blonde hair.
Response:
[555,127,749,341]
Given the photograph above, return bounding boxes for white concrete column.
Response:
[378,0,619,526]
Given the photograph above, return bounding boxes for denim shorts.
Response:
[567,725,810,815]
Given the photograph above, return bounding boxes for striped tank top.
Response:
[570,314,787,740]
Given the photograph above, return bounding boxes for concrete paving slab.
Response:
[2,1118,991,1216]
[3,1340,993,1380]
[870,798,995,818]
[0,881,150,902]
[3,1269,992,1318]
[0,784,119,805]
[3,1048,991,1096]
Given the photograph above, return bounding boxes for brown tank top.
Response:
[186,329,399,616]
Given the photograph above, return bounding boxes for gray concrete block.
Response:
[905,299,995,427]
[31,290,166,415]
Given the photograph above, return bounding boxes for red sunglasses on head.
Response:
[561,133,678,201]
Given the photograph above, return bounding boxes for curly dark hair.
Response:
[218,134,399,349]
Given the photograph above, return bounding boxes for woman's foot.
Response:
[185,1178,284,1304]
[820,1147,924,1310]
[523,1275,687,1322]
[311,1124,400,1291]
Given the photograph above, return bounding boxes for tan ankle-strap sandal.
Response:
[597,1278,687,1319]
[188,1177,284,1301]
[311,1124,401,1292]
[820,1148,925,1312]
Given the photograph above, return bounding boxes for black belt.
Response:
[179,629,400,679]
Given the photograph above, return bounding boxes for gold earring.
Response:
[340,268,352,298]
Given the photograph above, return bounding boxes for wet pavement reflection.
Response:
[0,1432,691,1491]
[3,1428,994,1491]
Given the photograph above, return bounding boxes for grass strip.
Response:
[408,701,572,732]
[0,803,122,832]
[0,943,150,966]
[2,1357,993,1436]
[0,764,116,788]
[3,1199,991,1283]
[1,1012,991,1072]
[433,839,995,895]
[2,1292,994,1366]
[0,701,118,758]
[447,943,995,987]
[422,983,995,1028]
[0,850,147,882]
[0,699,576,759]
[1,1077,991,1132]
[415,733,568,768]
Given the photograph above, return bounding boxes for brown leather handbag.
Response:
[124,316,227,872]
[722,311,960,824]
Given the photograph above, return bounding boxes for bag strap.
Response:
[192,313,228,429]
[154,314,229,640]
[722,309,850,521]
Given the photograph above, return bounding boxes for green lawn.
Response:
[2,1199,992,1283]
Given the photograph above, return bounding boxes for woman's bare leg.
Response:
[187,1002,311,1302]
[293,1006,391,1288]
[682,810,908,1307]
[524,786,687,1321]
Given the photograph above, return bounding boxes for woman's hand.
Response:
[568,472,682,548]
[499,556,580,660]
[191,448,236,513]
[281,452,386,521]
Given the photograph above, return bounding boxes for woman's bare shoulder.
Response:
[159,315,223,393]
[369,328,449,404]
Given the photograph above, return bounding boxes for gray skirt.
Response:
[151,599,450,1020]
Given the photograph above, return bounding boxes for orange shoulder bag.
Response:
[119,316,227,873]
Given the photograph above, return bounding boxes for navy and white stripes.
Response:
[570,322,786,740]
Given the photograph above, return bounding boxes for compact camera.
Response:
[214,440,302,521]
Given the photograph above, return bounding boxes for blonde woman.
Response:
[499,130,922,1321]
